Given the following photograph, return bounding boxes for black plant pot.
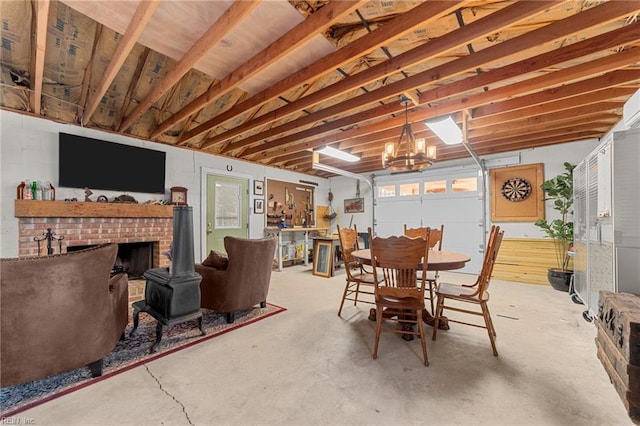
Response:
[547,268,573,292]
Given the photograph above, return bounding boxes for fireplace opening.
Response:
[67,242,154,279]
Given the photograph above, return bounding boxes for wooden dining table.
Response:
[351,248,471,330]
[351,249,471,272]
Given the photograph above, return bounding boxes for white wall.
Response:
[322,175,374,234]
[327,138,603,240]
[490,140,600,238]
[0,110,329,258]
[0,109,618,258]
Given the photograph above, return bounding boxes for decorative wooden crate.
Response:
[596,291,640,423]
[597,291,640,364]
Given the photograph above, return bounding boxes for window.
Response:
[424,180,447,194]
[215,182,241,228]
[377,185,396,198]
[399,183,420,196]
[452,177,478,192]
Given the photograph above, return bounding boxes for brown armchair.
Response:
[1,243,128,387]
[195,236,277,324]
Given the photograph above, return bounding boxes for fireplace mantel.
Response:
[15,200,174,218]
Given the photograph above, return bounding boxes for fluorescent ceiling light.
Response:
[311,152,372,191]
[315,145,360,162]
[424,116,462,145]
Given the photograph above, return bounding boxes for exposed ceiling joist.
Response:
[83,0,160,123]
[30,0,50,116]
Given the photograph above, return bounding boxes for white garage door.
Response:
[374,167,484,273]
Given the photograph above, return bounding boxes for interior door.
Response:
[206,174,249,254]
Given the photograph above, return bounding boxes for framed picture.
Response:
[344,197,365,213]
[254,198,265,214]
[490,163,544,222]
[254,180,264,196]
[313,240,333,278]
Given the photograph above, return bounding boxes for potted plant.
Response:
[534,162,575,291]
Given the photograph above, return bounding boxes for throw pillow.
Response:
[202,250,229,270]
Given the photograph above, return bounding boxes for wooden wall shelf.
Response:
[14,200,174,218]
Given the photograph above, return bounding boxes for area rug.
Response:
[0,303,286,416]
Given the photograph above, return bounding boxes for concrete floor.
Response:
[15,266,633,425]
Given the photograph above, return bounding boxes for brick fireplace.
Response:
[15,200,175,302]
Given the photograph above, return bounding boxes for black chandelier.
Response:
[382,98,436,171]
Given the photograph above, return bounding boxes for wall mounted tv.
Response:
[59,133,166,194]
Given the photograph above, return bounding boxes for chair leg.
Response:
[432,296,445,341]
[427,280,435,315]
[481,302,498,356]
[484,303,497,338]
[416,309,429,367]
[337,279,352,316]
[372,304,383,360]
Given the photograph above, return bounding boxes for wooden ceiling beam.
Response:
[471,87,637,127]
[207,0,555,152]
[150,0,364,139]
[472,69,640,118]
[241,26,640,160]
[119,0,259,133]
[115,47,151,131]
[468,115,620,140]
[413,49,638,123]
[78,23,104,123]
[470,122,615,147]
[235,5,640,155]
[252,42,637,161]
[83,0,159,124]
[190,0,466,149]
[265,151,311,166]
[176,0,368,144]
[30,0,50,116]
[473,132,604,156]
[471,100,626,130]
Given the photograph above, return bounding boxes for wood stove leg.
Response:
[260,301,266,308]
[88,359,103,377]
[150,321,164,353]
[130,303,143,337]
[225,312,235,324]
[197,316,205,336]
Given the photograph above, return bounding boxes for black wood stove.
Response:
[130,206,204,353]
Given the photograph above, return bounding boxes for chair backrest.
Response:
[403,224,444,250]
[368,227,430,292]
[337,225,362,279]
[428,224,444,251]
[476,225,505,295]
[224,236,277,284]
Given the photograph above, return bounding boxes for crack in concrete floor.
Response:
[145,365,194,425]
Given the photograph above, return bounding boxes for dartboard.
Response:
[501,177,532,202]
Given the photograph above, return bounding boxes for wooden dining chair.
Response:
[368,227,431,366]
[337,225,377,317]
[432,225,504,356]
[402,224,444,315]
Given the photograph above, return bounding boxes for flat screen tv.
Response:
[58,133,166,194]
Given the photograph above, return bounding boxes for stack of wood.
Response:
[596,291,640,423]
